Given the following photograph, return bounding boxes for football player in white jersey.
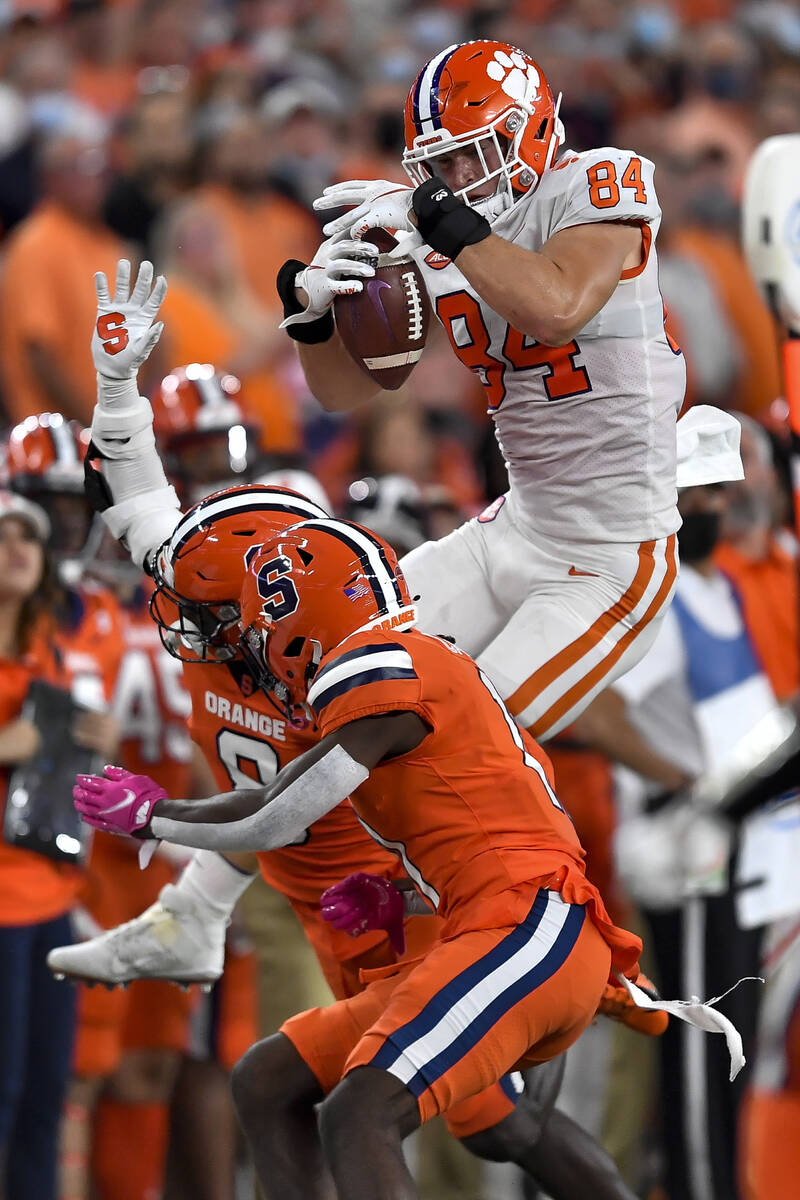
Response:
[277,39,687,740]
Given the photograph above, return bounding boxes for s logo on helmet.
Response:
[256,555,300,622]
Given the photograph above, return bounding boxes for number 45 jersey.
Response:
[411,146,685,546]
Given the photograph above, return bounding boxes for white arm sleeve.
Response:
[91,374,182,567]
[150,744,370,852]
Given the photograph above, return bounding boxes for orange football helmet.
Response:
[2,413,93,562]
[150,483,330,664]
[238,518,417,722]
[403,40,563,217]
[153,364,263,502]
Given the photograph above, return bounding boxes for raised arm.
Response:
[86,258,182,568]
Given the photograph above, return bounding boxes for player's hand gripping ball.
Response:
[333,230,431,391]
[320,871,406,955]
[73,765,166,837]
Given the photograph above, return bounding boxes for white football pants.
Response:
[400,493,678,740]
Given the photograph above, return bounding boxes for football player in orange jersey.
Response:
[67,526,205,1200]
[58,488,645,1200]
[74,517,653,1200]
[151,362,275,506]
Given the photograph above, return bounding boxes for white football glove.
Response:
[281,236,377,328]
[314,179,415,241]
[91,258,166,381]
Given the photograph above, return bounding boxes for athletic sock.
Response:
[92,1099,168,1200]
[175,849,256,919]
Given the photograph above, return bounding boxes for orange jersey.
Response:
[53,583,125,706]
[0,636,83,924]
[0,587,126,924]
[113,596,193,796]
[309,628,641,973]
[82,594,196,936]
[184,659,400,906]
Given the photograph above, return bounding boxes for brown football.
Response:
[334,230,430,391]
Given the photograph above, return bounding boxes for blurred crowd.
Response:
[1,0,800,502]
[0,1,799,1199]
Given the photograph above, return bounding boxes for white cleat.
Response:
[47,884,226,987]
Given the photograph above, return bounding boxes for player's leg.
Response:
[231,1032,332,1200]
[740,937,800,1199]
[235,968,409,1198]
[320,891,612,1199]
[445,1053,637,1199]
[91,976,189,1200]
[64,974,125,1200]
[168,942,258,1200]
[318,1065,421,1200]
[477,529,678,739]
[399,506,510,653]
[48,850,255,987]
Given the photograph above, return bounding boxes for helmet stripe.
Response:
[169,487,328,557]
[411,66,425,136]
[429,45,459,130]
[296,520,404,615]
[416,43,459,136]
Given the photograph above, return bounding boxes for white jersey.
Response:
[412,146,686,545]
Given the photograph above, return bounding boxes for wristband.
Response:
[276,259,334,345]
[412,178,491,260]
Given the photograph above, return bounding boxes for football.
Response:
[334,230,430,390]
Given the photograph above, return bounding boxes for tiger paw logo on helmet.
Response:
[484,48,541,107]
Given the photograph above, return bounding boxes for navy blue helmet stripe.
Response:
[429,50,453,130]
[296,520,404,612]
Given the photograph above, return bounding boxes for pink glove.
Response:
[73,765,166,837]
[320,872,406,955]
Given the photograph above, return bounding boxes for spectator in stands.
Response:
[0,492,80,1200]
[193,108,320,309]
[104,87,195,258]
[154,197,302,455]
[0,129,124,426]
[715,413,799,701]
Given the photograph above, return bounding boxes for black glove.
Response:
[276,259,334,345]
[83,441,114,515]
[412,178,491,260]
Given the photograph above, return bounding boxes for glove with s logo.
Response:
[91,259,166,383]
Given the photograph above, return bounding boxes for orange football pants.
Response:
[283,889,610,1127]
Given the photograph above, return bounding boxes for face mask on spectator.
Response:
[703,64,752,101]
[677,510,721,562]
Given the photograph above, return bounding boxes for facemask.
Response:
[677,510,720,562]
